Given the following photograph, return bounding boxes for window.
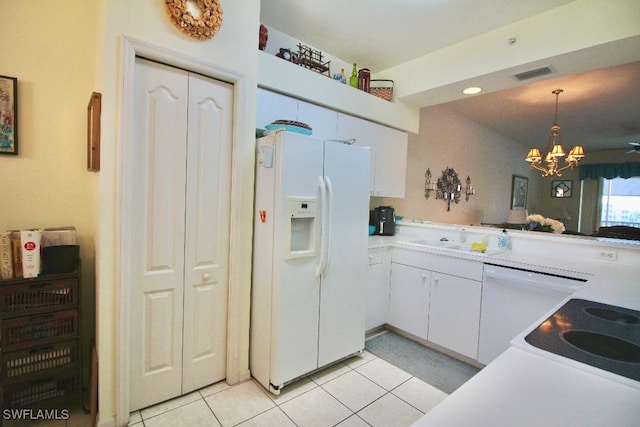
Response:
[600,176,640,227]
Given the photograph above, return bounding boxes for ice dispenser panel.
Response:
[285,197,317,259]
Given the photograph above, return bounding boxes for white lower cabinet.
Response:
[388,263,431,340]
[428,272,481,359]
[366,248,391,331]
[387,248,482,360]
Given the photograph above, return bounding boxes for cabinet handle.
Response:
[433,276,439,284]
[202,273,210,281]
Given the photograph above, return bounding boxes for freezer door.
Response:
[317,141,371,367]
[269,132,325,387]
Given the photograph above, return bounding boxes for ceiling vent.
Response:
[513,66,554,81]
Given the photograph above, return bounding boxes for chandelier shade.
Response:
[525,89,586,177]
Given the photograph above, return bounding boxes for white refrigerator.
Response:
[251,130,371,394]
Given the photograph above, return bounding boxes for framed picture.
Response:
[511,175,529,209]
[551,180,572,198]
[0,75,18,155]
[87,92,101,171]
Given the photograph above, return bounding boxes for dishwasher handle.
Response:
[483,269,581,294]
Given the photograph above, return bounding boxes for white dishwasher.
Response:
[478,264,587,365]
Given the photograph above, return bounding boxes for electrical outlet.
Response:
[599,250,618,261]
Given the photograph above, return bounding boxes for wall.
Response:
[376,105,541,225]
[95,1,259,425]
[0,0,98,388]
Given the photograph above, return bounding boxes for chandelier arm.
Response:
[529,162,552,176]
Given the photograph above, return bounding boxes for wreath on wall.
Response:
[164,0,223,40]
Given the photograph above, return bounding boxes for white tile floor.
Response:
[128,351,448,427]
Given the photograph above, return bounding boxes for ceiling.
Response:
[260,0,640,153]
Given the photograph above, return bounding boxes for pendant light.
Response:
[525,89,585,177]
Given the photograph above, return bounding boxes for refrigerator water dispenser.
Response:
[285,197,317,259]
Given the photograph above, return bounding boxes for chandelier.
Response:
[525,89,585,177]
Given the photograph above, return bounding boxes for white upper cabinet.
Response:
[297,100,338,141]
[257,88,408,198]
[336,113,407,198]
[256,89,297,130]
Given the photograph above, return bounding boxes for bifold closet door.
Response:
[181,72,232,394]
[129,58,231,410]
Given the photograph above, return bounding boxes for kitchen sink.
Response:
[525,299,640,382]
[405,240,506,256]
[408,239,458,247]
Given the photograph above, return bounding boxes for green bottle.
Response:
[349,64,358,88]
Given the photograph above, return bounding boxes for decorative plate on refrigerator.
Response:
[265,120,313,136]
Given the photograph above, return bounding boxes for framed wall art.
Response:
[551,180,573,198]
[0,75,18,155]
[511,174,529,209]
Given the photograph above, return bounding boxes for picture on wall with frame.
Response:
[0,75,18,155]
[551,180,572,198]
[511,175,528,209]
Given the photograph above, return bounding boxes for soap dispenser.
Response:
[498,229,510,250]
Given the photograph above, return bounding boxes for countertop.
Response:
[411,346,640,427]
[368,225,640,426]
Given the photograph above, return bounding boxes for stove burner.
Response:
[584,307,640,324]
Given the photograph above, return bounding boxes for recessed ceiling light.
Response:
[462,87,483,95]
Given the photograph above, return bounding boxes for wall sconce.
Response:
[424,167,475,211]
[425,167,472,211]
[424,168,436,199]
[465,176,475,201]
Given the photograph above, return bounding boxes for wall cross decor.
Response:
[425,167,474,211]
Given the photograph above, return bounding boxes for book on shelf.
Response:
[0,231,13,279]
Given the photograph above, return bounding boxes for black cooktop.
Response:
[525,298,640,382]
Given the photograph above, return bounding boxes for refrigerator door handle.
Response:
[316,175,328,277]
[324,176,334,274]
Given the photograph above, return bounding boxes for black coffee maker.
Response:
[371,206,396,236]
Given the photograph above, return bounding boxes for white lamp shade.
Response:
[507,209,528,224]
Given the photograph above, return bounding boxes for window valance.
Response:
[578,162,640,180]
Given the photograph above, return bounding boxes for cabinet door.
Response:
[298,100,337,141]
[388,263,430,340]
[336,113,376,194]
[428,273,481,359]
[336,113,408,197]
[370,125,407,198]
[256,88,298,129]
[366,248,390,331]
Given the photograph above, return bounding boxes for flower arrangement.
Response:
[526,214,566,234]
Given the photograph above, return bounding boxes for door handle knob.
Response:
[203,273,210,281]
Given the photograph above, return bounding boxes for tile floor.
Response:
[129,351,449,427]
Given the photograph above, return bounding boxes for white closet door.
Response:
[130,58,189,410]
[130,59,232,410]
[182,73,232,392]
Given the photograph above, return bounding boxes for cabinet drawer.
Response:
[2,368,79,408]
[392,249,482,281]
[0,309,79,351]
[2,339,79,382]
[1,278,79,316]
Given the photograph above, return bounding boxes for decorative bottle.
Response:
[349,64,358,88]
